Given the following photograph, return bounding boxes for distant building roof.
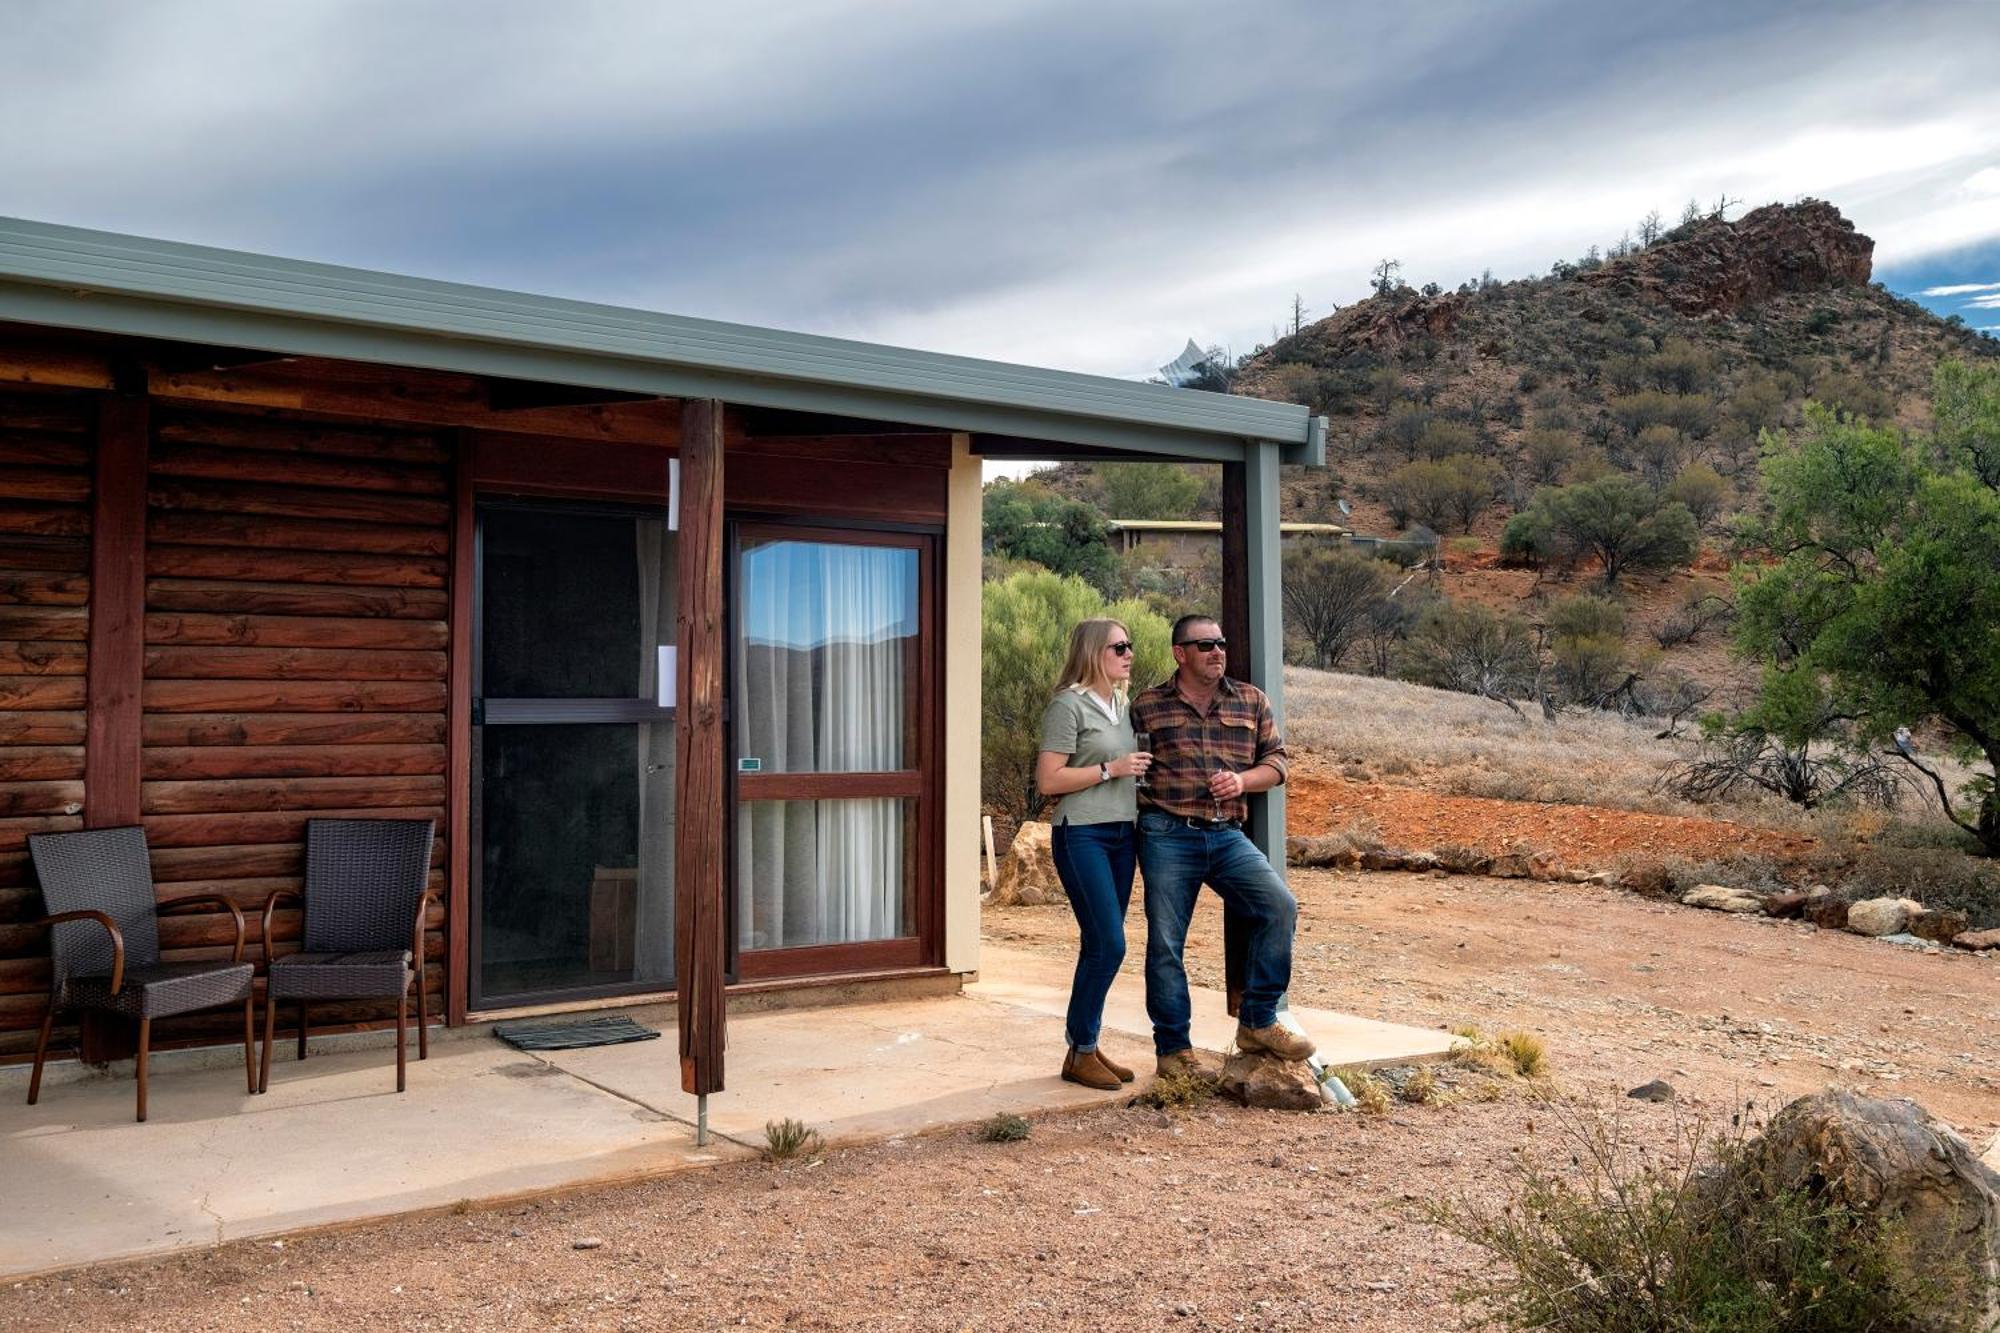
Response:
[1106,519,1348,536]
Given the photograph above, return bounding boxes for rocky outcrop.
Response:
[1579,199,1873,317]
[1233,287,1465,397]
[989,821,1063,907]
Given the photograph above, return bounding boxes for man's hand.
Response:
[1207,769,1245,801]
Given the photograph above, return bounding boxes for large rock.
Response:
[1217,1050,1324,1112]
[1908,907,1971,945]
[1763,889,1808,919]
[1736,1090,2000,1331]
[990,821,1063,906]
[1954,928,2000,953]
[1847,896,1923,937]
[1434,844,1493,876]
[1580,199,1873,317]
[1805,885,1850,930]
[1681,884,1765,914]
[1987,1132,2000,1175]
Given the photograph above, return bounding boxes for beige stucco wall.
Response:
[943,434,982,975]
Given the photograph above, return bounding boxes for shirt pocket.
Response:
[1215,713,1258,761]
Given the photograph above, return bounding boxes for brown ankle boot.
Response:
[1093,1049,1135,1083]
[1061,1048,1123,1091]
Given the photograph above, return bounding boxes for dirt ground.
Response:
[1286,771,1818,866]
[7,867,1996,1332]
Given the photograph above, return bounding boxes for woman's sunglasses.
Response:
[1176,637,1227,652]
[1105,641,1134,655]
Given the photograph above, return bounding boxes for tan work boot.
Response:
[1061,1047,1123,1091]
[1155,1048,1202,1079]
[1094,1049,1136,1083]
[1235,1021,1315,1062]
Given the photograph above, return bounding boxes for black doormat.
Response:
[494,1015,662,1051]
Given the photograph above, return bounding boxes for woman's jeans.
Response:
[1050,819,1136,1052]
[1138,811,1297,1055]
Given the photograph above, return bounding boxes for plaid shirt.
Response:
[1130,675,1288,822]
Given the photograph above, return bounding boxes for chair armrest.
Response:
[35,910,126,994]
[259,889,302,967]
[157,892,249,964]
[412,889,438,974]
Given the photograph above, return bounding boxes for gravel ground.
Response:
[5,867,1997,1332]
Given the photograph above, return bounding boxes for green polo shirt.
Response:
[1038,687,1138,825]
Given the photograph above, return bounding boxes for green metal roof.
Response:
[0,216,1325,465]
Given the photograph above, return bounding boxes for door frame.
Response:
[468,495,680,1012]
[725,516,944,981]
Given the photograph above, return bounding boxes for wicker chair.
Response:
[25,826,257,1122]
[259,818,436,1094]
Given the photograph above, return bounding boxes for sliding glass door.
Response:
[473,501,677,1007]
[731,524,934,978]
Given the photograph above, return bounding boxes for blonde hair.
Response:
[1054,618,1130,702]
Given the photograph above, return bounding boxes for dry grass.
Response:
[1327,1065,1392,1115]
[1282,665,1975,836]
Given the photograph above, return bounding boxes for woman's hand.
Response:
[1108,751,1153,780]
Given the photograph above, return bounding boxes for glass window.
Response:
[736,799,910,950]
[734,540,917,774]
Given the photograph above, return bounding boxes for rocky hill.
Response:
[1037,200,1995,703]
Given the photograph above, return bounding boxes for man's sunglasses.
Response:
[1176,637,1228,652]
[1106,641,1134,655]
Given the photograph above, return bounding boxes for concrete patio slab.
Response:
[0,947,1453,1280]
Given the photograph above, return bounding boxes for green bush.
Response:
[976,1112,1031,1143]
[1096,462,1203,521]
[1399,600,1538,700]
[981,478,1116,593]
[1427,1101,1991,1331]
[981,570,1173,826]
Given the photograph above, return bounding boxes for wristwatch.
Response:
[1098,762,1110,784]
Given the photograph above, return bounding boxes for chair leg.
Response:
[259,993,278,1094]
[416,971,429,1061]
[26,990,55,1105]
[296,1001,307,1062]
[241,998,257,1095]
[135,1018,151,1123]
[395,987,408,1093]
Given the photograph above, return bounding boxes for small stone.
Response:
[1627,1079,1676,1103]
[572,1238,605,1250]
[1762,890,1808,919]
[1174,1303,1196,1317]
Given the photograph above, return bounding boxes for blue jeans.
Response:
[1138,811,1297,1054]
[1050,820,1136,1052]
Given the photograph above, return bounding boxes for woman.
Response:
[1035,618,1152,1090]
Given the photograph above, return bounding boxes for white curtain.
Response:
[735,542,911,948]
[633,518,677,984]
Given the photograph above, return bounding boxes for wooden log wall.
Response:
[0,387,93,1056]
[0,399,455,1058]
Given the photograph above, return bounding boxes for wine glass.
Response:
[1132,730,1152,789]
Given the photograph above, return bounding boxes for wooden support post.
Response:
[674,400,727,1096]
[445,438,474,1026]
[81,391,149,1063]
[1219,462,1250,1017]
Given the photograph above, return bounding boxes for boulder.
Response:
[1434,844,1493,877]
[1486,851,1532,879]
[1735,1090,2000,1331]
[1359,847,1409,872]
[1617,859,1674,899]
[1953,928,2000,953]
[1217,1050,1324,1112]
[1805,886,1850,930]
[1846,896,1922,937]
[1287,834,1364,869]
[1401,850,1440,874]
[1762,889,1808,919]
[1681,884,1766,914]
[1627,1079,1676,1103]
[990,821,1063,906]
[1908,907,1971,945]
[1525,849,1567,881]
[1987,1131,2000,1175]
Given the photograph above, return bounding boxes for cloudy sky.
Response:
[3,0,1997,379]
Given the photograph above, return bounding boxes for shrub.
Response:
[1327,1065,1391,1115]
[1138,1067,1217,1110]
[764,1118,823,1162]
[976,1112,1031,1143]
[1399,600,1539,702]
[1497,1031,1547,1078]
[981,571,1173,825]
[1281,542,1391,669]
[981,477,1116,592]
[1545,593,1625,642]
[1426,1100,1992,1332]
[1517,475,1700,587]
[1665,461,1729,529]
[1096,462,1203,521]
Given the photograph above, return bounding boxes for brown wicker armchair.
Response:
[26,826,257,1122]
[259,818,437,1094]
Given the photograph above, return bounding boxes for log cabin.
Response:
[0,217,1326,1096]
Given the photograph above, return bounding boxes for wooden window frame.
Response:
[726,518,942,982]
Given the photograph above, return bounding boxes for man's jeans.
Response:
[1138,811,1297,1055]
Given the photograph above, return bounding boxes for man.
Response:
[1131,613,1313,1076]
